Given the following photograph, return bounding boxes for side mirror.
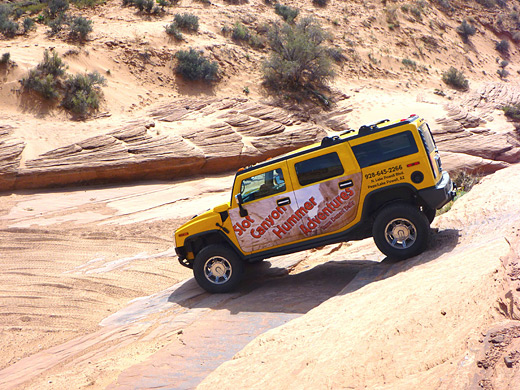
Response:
[235,194,248,217]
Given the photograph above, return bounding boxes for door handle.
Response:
[277,197,291,206]
[339,180,353,189]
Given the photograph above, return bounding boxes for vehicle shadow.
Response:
[168,228,461,315]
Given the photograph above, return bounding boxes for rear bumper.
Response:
[418,171,456,210]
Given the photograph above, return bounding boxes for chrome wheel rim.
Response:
[384,218,417,249]
[204,256,232,285]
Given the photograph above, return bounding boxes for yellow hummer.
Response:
[175,115,456,292]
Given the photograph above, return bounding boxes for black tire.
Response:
[423,206,436,224]
[372,203,430,260]
[193,244,244,293]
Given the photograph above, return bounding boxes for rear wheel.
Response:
[193,244,244,293]
[372,203,430,260]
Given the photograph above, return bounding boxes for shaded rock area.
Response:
[434,83,520,174]
[0,98,327,192]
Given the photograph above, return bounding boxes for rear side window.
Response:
[419,124,436,154]
[352,131,418,168]
[295,152,344,186]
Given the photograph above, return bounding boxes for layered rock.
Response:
[0,98,327,191]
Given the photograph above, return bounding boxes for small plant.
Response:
[232,22,250,41]
[386,6,400,29]
[69,16,93,40]
[497,68,509,79]
[441,66,469,90]
[61,71,106,115]
[0,16,18,37]
[496,39,509,54]
[0,52,10,65]
[476,0,496,8]
[243,86,249,94]
[456,20,476,42]
[165,22,183,40]
[312,0,328,7]
[20,49,67,100]
[274,3,299,23]
[23,17,34,33]
[402,58,417,69]
[174,48,219,81]
[48,0,69,18]
[174,13,199,31]
[263,17,333,91]
[48,13,66,35]
[503,103,520,121]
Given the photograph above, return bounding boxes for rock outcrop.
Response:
[434,83,520,174]
[0,98,327,192]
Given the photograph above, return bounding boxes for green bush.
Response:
[312,0,328,6]
[48,0,69,18]
[20,49,67,100]
[503,104,520,121]
[174,13,199,31]
[497,68,509,79]
[69,16,93,40]
[174,48,218,81]
[232,22,250,41]
[48,13,66,35]
[165,22,183,40]
[441,66,469,90]
[496,39,509,54]
[263,17,334,90]
[456,20,476,41]
[23,17,35,33]
[402,58,417,69]
[62,71,106,115]
[0,15,18,37]
[274,3,299,23]
[0,52,10,65]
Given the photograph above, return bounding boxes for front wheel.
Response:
[372,203,430,260]
[193,245,244,293]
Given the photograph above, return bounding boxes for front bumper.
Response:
[418,171,456,210]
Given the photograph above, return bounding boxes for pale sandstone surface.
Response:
[198,164,520,390]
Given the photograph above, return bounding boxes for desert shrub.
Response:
[0,52,10,65]
[20,49,67,99]
[496,39,509,54]
[326,47,346,62]
[263,17,334,90]
[61,71,106,115]
[274,3,299,23]
[48,0,69,18]
[232,22,250,41]
[174,13,199,31]
[386,6,400,29]
[497,68,509,78]
[312,0,328,7]
[23,17,35,33]
[513,31,520,42]
[48,14,66,35]
[71,0,106,7]
[0,16,18,37]
[500,60,509,68]
[69,16,93,40]
[441,66,469,90]
[402,58,417,69]
[165,22,183,40]
[456,20,476,41]
[174,48,218,81]
[503,104,520,121]
[475,0,496,8]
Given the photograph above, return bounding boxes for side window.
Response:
[352,131,419,168]
[294,152,344,187]
[240,168,286,203]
